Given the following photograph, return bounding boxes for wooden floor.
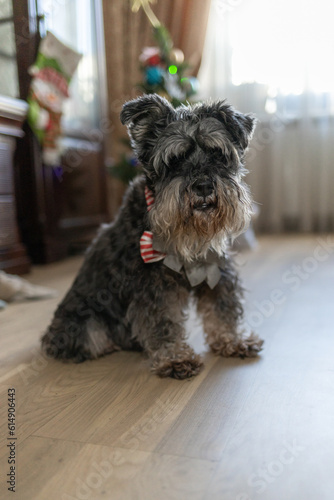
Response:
[0,234,334,500]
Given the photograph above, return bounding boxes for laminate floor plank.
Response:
[8,435,216,500]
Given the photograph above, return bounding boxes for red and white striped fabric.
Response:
[140,231,166,263]
[140,186,166,263]
[145,185,155,211]
[36,67,70,97]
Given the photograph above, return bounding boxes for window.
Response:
[201,0,334,118]
[38,0,100,133]
[227,0,334,95]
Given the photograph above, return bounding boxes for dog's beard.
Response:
[149,177,253,262]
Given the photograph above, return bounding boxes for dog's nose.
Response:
[193,180,213,197]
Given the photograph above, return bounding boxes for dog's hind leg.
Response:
[41,312,119,363]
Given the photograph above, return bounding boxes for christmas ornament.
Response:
[145,66,163,85]
[169,48,184,65]
[27,31,82,166]
[139,47,161,66]
[164,73,186,101]
[188,76,200,95]
[180,76,200,96]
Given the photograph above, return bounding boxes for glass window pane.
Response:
[39,0,100,133]
[0,0,19,98]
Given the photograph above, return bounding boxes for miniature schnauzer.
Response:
[41,94,263,379]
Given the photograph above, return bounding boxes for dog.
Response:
[41,94,264,379]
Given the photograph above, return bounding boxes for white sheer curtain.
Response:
[198,0,334,232]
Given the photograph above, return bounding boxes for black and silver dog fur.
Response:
[41,94,264,379]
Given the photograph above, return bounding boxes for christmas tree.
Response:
[108,0,199,184]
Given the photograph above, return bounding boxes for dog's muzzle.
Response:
[191,179,216,211]
[192,179,214,197]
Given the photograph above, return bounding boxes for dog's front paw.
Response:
[240,333,264,357]
[151,352,203,380]
[211,332,264,358]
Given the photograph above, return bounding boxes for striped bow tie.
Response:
[139,185,224,288]
[140,187,166,263]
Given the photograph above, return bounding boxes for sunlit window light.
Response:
[227,0,334,95]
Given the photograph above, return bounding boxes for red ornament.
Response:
[140,47,162,67]
[147,54,161,66]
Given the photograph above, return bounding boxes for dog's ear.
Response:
[194,100,256,152]
[121,94,176,163]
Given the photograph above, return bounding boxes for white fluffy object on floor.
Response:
[0,270,58,305]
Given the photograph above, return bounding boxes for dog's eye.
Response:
[210,148,236,168]
[167,155,180,167]
[212,147,223,156]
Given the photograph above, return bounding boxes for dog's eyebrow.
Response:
[152,126,196,171]
[196,119,239,161]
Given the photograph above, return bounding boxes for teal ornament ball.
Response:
[145,66,163,85]
[188,77,200,95]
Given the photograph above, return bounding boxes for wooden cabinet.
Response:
[8,0,109,264]
[0,97,30,274]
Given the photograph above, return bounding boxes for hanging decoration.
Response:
[27,31,82,166]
